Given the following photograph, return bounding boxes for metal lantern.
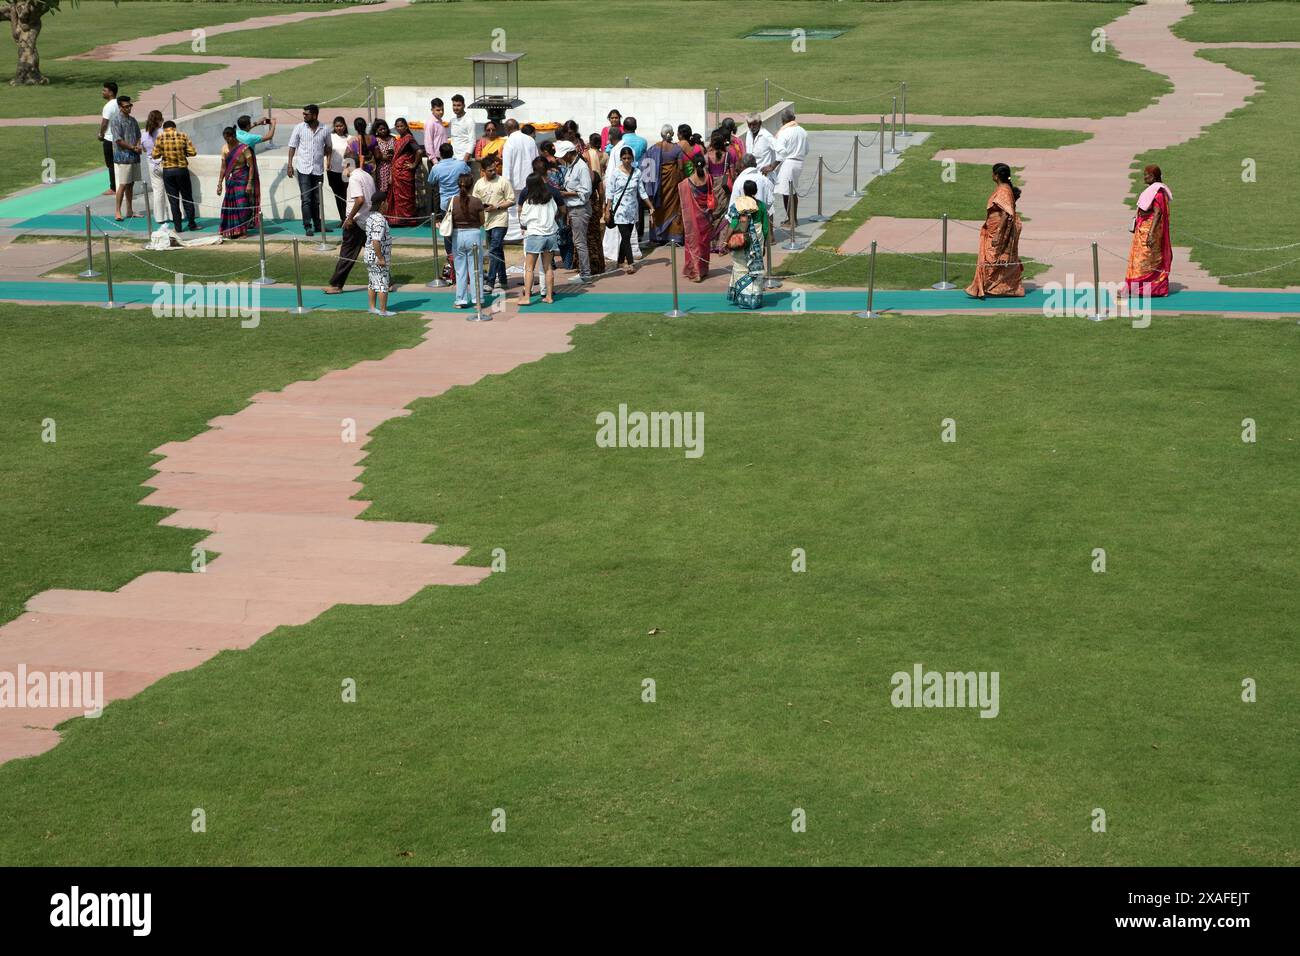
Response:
[467,52,525,126]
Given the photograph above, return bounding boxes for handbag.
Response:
[438,199,455,237]
[726,214,749,250]
[605,170,633,230]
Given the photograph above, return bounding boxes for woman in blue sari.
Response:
[726,179,769,309]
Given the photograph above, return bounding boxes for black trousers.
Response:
[102,140,116,191]
[328,221,366,289]
[617,223,634,265]
[327,169,347,220]
[298,172,323,233]
[162,167,197,230]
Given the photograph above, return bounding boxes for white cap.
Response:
[553,140,576,158]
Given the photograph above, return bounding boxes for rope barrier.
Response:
[1187,235,1300,253]
[766,79,902,106]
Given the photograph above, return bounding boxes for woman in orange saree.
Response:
[966,163,1025,298]
[1125,165,1172,298]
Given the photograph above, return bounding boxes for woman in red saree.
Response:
[966,163,1025,298]
[1125,164,1172,298]
[678,157,712,282]
[386,117,419,226]
[216,127,259,239]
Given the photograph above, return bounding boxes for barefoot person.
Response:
[363,189,396,316]
[517,173,559,305]
[966,163,1025,298]
[109,95,142,221]
[1125,165,1173,298]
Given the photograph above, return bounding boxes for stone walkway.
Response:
[825,0,1300,292]
[0,309,602,764]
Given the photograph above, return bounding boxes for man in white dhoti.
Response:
[771,109,808,236]
[501,119,539,247]
[744,113,778,179]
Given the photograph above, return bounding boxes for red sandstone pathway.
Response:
[830,0,1300,292]
[0,0,412,128]
[0,310,603,764]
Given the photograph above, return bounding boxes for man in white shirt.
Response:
[772,109,809,234]
[97,81,121,194]
[286,104,332,236]
[730,155,775,210]
[448,94,476,163]
[556,140,593,281]
[324,158,375,293]
[501,119,539,245]
[744,113,779,180]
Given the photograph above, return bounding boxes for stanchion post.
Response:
[854,241,879,319]
[764,231,781,290]
[102,235,123,309]
[78,206,101,278]
[314,182,332,252]
[624,76,630,88]
[254,205,275,285]
[1087,241,1105,321]
[289,238,311,314]
[143,180,154,237]
[888,97,900,155]
[171,92,177,119]
[474,228,486,320]
[664,243,687,318]
[806,157,827,222]
[878,116,886,174]
[426,215,449,288]
[714,87,721,129]
[901,82,908,138]
[235,78,241,101]
[932,213,956,290]
[845,136,861,198]
[764,77,770,111]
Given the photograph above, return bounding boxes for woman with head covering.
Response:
[1125,164,1173,298]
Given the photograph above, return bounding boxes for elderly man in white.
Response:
[771,109,808,235]
[730,153,775,209]
[744,113,779,179]
[501,118,539,245]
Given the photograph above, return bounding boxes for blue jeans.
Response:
[453,229,482,305]
[484,226,507,289]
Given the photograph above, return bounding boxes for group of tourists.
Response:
[100,79,1174,312]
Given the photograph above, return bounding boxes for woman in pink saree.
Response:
[678,156,713,282]
[1125,165,1172,298]
[966,163,1025,298]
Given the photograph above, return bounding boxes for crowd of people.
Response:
[97,80,1174,313]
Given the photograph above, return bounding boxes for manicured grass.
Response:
[0,2,333,117]
[0,124,102,199]
[154,1,1171,119]
[1176,0,1300,42]
[0,310,1295,865]
[0,303,426,625]
[775,249,1048,290]
[1135,50,1300,287]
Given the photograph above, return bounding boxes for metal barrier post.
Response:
[664,243,687,318]
[878,116,886,174]
[78,206,101,278]
[474,228,487,321]
[102,236,123,309]
[764,77,770,111]
[932,214,956,290]
[888,97,900,155]
[845,136,861,197]
[427,215,449,288]
[254,205,275,285]
[764,231,781,290]
[289,238,310,314]
[624,76,630,88]
[314,182,332,252]
[854,241,879,319]
[143,179,154,237]
[235,78,241,101]
[806,157,827,222]
[714,87,721,129]
[901,82,908,138]
[171,93,178,119]
[1087,241,1105,321]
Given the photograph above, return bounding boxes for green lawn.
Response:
[0,124,102,199]
[1176,0,1300,42]
[154,1,1171,119]
[0,303,426,626]
[0,1,337,117]
[775,249,1048,291]
[0,310,1296,865]
[1135,50,1300,287]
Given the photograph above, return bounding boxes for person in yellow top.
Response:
[473,120,505,162]
[472,153,515,293]
[150,120,200,232]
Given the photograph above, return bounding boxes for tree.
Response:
[3,0,77,87]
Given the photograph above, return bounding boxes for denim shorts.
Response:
[523,233,559,255]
